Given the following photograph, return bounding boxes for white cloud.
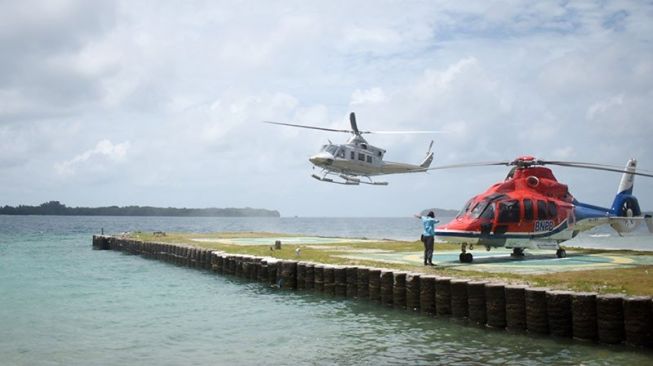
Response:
[350,87,387,105]
[586,94,624,120]
[54,139,129,176]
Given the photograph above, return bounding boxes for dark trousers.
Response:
[423,235,434,263]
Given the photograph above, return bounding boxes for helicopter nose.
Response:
[309,153,334,166]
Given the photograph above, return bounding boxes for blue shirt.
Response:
[421,216,439,237]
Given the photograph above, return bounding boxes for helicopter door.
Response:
[496,200,520,235]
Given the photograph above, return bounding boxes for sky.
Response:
[1,0,652,217]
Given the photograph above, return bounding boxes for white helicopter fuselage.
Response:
[309,135,433,179]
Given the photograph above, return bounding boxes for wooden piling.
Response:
[296,262,307,290]
[368,269,381,303]
[267,260,279,286]
[435,277,452,316]
[323,266,336,296]
[357,268,370,300]
[623,296,652,348]
[314,265,325,292]
[346,267,358,298]
[546,290,573,338]
[450,279,469,318]
[405,273,420,312]
[280,261,297,289]
[419,275,436,315]
[304,264,315,290]
[258,259,269,283]
[393,272,407,309]
[485,282,506,329]
[597,294,625,345]
[505,285,527,331]
[334,266,347,297]
[525,287,549,335]
[380,270,394,307]
[92,235,109,250]
[467,281,487,325]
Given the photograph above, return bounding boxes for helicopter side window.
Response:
[337,149,345,158]
[498,200,520,223]
[358,153,365,162]
[361,144,367,150]
[366,155,372,163]
[537,200,548,220]
[480,203,495,220]
[350,151,355,160]
[470,201,487,219]
[548,202,557,219]
[523,199,533,221]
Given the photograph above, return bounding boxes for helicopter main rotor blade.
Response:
[349,112,360,135]
[362,130,446,134]
[541,160,653,174]
[263,121,353,134]
[542,161,653,178]
[426,161,512,171]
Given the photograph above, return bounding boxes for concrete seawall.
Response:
[93,236,653,349]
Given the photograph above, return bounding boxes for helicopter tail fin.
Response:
[609,159,641,217]
[609,159,643,232]
[420,141,434,168]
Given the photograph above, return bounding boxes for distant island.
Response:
[0,201,281,217]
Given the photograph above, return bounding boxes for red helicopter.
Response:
[429,156,653,263]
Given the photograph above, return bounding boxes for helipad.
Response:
[337,249,653,274]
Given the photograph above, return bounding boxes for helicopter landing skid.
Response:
[311,174,388,186]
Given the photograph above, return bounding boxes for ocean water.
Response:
[1,216,652,365]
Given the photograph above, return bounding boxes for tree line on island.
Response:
[0,201,281,217]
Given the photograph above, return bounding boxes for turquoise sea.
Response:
[1,215,652,365]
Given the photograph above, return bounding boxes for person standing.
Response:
[415,211,439,266]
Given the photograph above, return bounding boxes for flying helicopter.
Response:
[264,112,439,185]
[428,156,653,263]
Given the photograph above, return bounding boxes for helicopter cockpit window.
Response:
[471,194,506,219]
[325,145,338,155]
[480,203,495,220]
[470,201,488,219]
[457,199,473,218]
[337,149,345,158]
[498,200,520,223]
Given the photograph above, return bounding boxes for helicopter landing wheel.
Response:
[459,252,473,263]
[511,248,524,257]
[556,248,567,258]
